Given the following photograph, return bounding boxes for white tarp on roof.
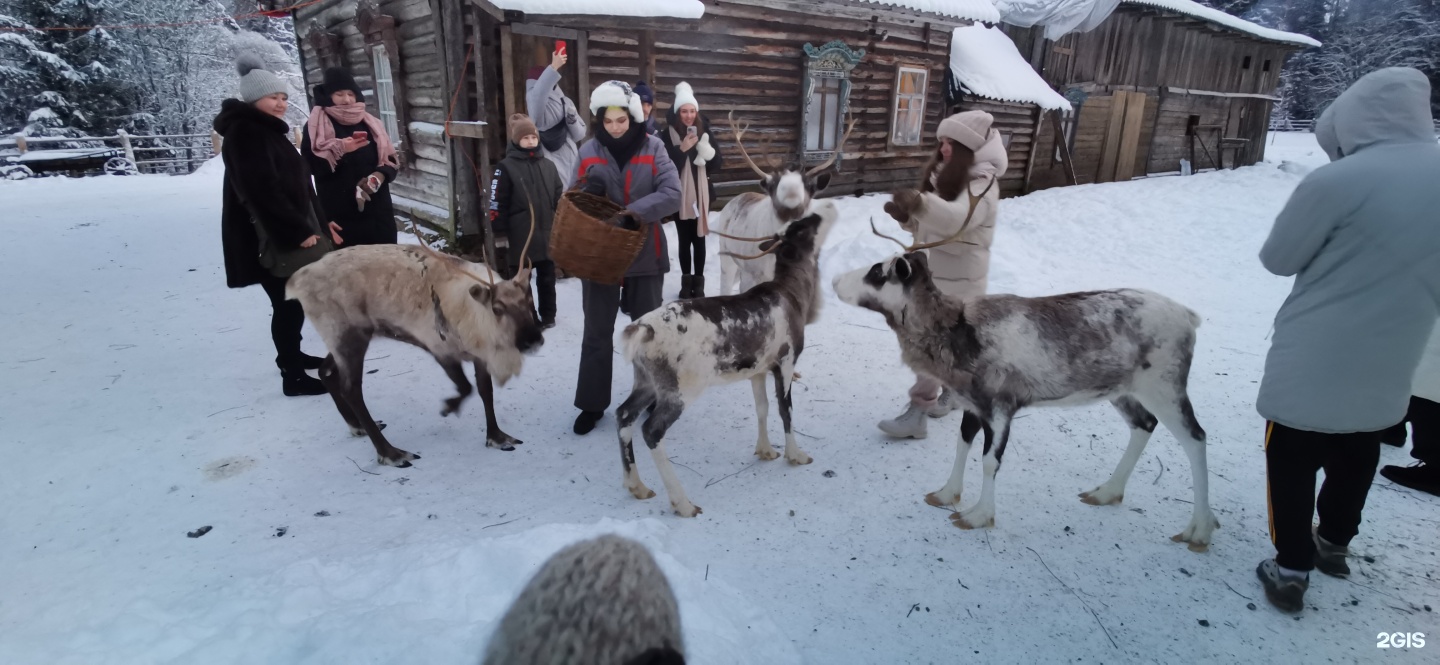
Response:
[996,0,1318,47]
[489,0,705,18]
[994,0,1119,40]
[859,0,1002,24]
[949,25,1071,110]
[1122,0,1320,47]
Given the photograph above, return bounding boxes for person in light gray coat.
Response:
[1254,67,1440,614]
[526,50,588,189]
[571,80,682,435]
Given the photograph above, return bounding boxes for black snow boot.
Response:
[282,367,327,397]
[1380,462,1440,497]
[299,353,325,370]
[679,274,693,299]
[691,275,705,299]
[574,410,604,435]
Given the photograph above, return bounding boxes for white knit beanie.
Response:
[937,110,994,152]
[672,81,699,112]
[236,54,288,104]
[589,80,646,123]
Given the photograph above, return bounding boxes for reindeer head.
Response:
[729,112,854,221]
[833,251,934,319]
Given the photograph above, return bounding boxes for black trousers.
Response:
[575,275,664,412]
[1384,396,1440,464]
[258,274,307,370]
[1265,422,1381,571]
[676,219,706,276]
[530,259,557,322]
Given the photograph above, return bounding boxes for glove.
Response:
[355,185,371,212]
[494,236,509,249]
[608,213,639,230]
[885,189,923,225]
[582,168,609,197]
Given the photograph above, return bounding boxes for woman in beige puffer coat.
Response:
[878,110,1007,439]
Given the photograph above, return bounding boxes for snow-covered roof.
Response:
[858,1,1002,24]
[949,25,1071,110]
[1121,0,1320,47]
[488,0,705,18]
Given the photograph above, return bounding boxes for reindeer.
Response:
[481,535,685,665]
[613,202,838,517]
[831,210,1219,552]
[710,112,853,296]
[285,222,545,467]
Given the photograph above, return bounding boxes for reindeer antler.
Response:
[719,241,783,261]
[409,220,498,288]
[805,114,858,177]
[709,229,777,243]
[871,177,997,253]
[516,188,539,275]
[727,110,771,180]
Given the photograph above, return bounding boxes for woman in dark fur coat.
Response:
[216,55,340,396]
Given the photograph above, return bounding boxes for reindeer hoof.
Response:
[951,504,995,530]
[786,452,813,466]
[755,447,780,461]
[925,492,959,507]
[1079,489,1123,506]
[673,502,702,518]
[487,432,522,450]
[630,486,656,500]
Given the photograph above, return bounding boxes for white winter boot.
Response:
[879,404,928,439]
[926,388,961,418]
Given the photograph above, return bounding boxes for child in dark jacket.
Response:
[489,114,563,329]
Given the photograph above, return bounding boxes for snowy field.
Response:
[1,132,1435,663]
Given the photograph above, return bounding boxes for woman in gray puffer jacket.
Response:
[570,81,682,435]
[526,50,587,189]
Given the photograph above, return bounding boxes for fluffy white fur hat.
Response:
[589,80,646,123]
[672,81,698,112]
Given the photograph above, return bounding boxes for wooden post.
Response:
[500,25,516,121]
[1048,110,1077,186]
[211,130,222,155]
[472,7,498,265]
[437,0,477,240]
[14,135,26,154]
[576,30,591,125]
[116,129,135,163]
[638,29,655,87]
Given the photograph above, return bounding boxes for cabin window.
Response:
[1242,56,1252,70]
[800,41,865,167]
[1262,59,1272,72]
[372,44,401,148]
[890,65,928,147]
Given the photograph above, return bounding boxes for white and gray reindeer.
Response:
[832,218,1219,552]
[285,222,545,467]
[710,112,853,296]
[614,201,839,517]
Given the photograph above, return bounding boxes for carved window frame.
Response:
[357,1,411,160]
[800,41,864,169]
[888,63,928,149]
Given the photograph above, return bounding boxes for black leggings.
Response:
[1264,422,1381,571]
[258,274,307,370]
[676,218,706,276]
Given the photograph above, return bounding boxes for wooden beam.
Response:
[444,121,489,139]
[500,25,516,121]
[509,22,583,40]
[576,30,591,125]
[1021,104,1041,193]
[1166,86,1280,101]
[1048,110,1077,186]
[1113,91,1147,181]
[1097,91,1127,183]
[470,5,498,268]
[467,0,504,22]
[638,29,656,87]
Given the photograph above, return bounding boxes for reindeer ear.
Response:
[813,172,832,191]
[469,283,493,303]
[905,251,929,271]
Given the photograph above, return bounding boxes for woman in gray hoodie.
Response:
[1255,67,1440,613]
[526,49,587,189]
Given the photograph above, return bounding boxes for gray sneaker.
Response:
[878,404,928,439]
[1256,559,1308,613]
[1313,529,1350,578]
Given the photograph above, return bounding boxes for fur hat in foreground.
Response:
[589,80,646,123]
[481,535,685,665]
[671,81,698,113]
[236,54,287,104]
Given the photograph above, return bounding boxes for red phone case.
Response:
[555,40,567,57]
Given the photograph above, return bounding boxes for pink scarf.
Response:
[307,103,399,172]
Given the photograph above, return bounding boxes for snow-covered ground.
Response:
[1,133,1435,663]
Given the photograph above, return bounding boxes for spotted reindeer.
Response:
[832,218,1218,551]
[613,202,838,517]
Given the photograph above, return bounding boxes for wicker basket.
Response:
[548,190,644,285]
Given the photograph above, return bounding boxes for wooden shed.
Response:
[1008,0,1318,190]
[283,0,1009,241]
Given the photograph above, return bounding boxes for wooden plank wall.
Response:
[574,1,964,198]
[952,99,1036,197]
[295,0,453,228]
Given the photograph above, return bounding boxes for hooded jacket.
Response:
[214,98,327,288]
[574,131,682,277]
[903,111,1008,301]
[489,142,563,268]
[1257,67,1440,433]
[526,66,587,189]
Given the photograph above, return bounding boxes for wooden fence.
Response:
[3,127,306,175]
[1271,118,1440,135]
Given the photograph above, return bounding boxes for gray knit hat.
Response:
[236,54,287,104]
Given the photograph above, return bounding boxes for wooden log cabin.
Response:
[282,0,1004,239]
[1006,0,1319,190]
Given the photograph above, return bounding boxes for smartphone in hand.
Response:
[687,125,698,137]
[555,40,567,57]
[353,131,368,140]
